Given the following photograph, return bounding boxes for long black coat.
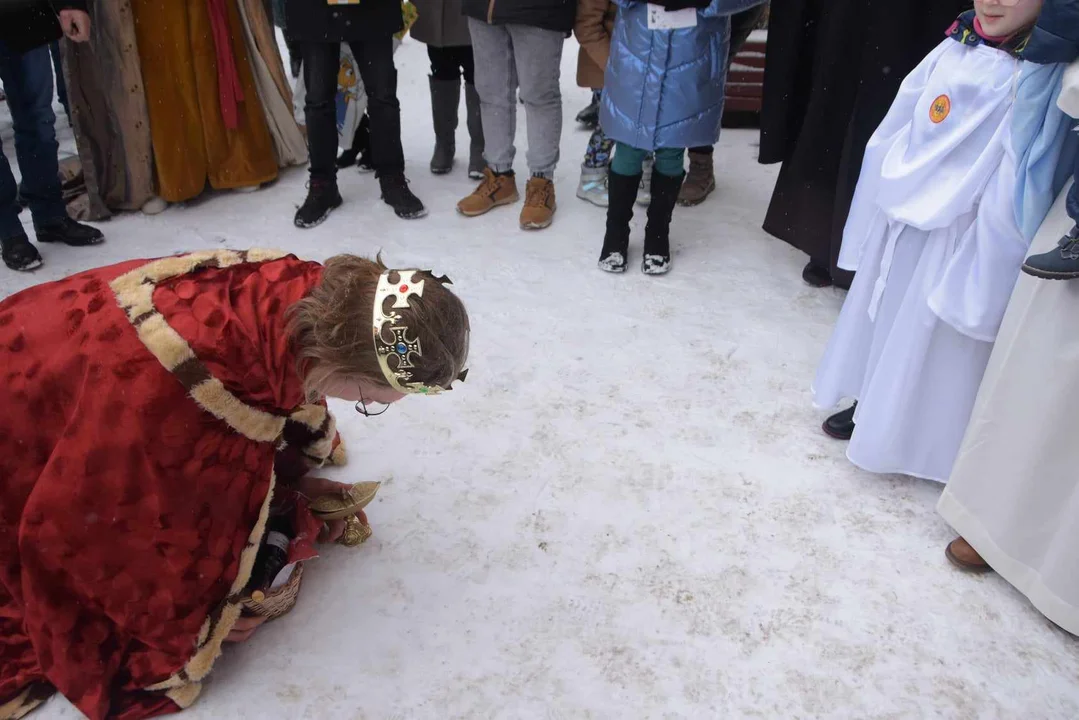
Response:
[0,0,86,53]
[284,0,403,42]
[758,0,972,288]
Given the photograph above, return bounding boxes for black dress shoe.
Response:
[802,260,834,288]
[822,403,856,440]
[2,233,43,271]
[34,216,104,246]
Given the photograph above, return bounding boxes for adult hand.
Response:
[295,475,349,543]
[226,614,267,642]
[58,10,92,42]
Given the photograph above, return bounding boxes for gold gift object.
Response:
[338,515,374,547]
[309,481,381,521]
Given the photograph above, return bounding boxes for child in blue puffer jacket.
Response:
[597,0,766,274]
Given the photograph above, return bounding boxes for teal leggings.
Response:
[611,143,685,177]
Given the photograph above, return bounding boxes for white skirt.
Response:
[813,217,993,483]
[938,184,1079,635]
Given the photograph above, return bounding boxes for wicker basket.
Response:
[241,561,305,620]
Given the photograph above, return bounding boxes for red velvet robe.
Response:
[0,250,347,720]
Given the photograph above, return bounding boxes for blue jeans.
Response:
[0,41,66,241]
[1067,156,1079,229]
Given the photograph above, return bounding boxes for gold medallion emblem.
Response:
[929,94,951,124]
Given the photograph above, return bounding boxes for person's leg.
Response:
[467,19,517,175]
[2,45,65,228]
[1020,160,1079,280]
[302,42,341,185]
[599,142,647,272]
[295,41,343,228]
[457,20,519,216]
[643,148,685,275]
[577,122,614,207]
[459,44,484,179]
[427,45,462,174]
[351,36,426,218]
[0,50,25,243]
[511,25,563,179]
[48,40,69,122]
[512,25,563,229]
[350,36,404,177]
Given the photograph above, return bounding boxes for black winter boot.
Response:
[1022,225,1079,279]
[576,93,600,129]
[465,83,485,180]
[430,77,460,175]
[294,179,343,228]
[598,170,641,273]
[642,171,683,275]
[379,173,427,220]
[34,216,104,246]
[2,233,43,271]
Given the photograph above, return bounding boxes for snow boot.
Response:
[678,150,715,206]
[34,216,104,246]
[598,170,640,273]
[295,179,343,228]
[520,176,557,230]
[636,155,653,207]
[822,402,856,440]
[1022,225,1079,279]
[458,168,519,217]
[2,233,42,271]
[337,114,369,169]
[641,170,683,275]
[379,173,427,219]
[430,77,459,175]
[576,163,609,207]
[802,260,833,288]
[465,83,485,180]
[576,91,600,128]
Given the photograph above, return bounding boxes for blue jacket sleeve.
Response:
[702,0,765,18]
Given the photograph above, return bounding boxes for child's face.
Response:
[973,0,1043,38]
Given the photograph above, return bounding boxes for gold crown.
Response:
[372,270,467,395]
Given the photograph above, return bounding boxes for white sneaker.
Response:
[636,157,653,207]
[576,164,609,207]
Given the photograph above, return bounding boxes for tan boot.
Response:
[520,176,557,230]
[945,537,991,573]
[457,168,519,217]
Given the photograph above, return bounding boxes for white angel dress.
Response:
[813,36,1077,483]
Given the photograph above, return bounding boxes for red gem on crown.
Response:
[399,284,409,293]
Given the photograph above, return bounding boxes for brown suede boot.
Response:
[677,150,716,207]
[457,168,519,217]
[520,176,556,230]
[945,537,991,573]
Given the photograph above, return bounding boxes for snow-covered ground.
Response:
[5,35,1079,720]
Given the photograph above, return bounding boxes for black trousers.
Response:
[302,36,404,181]
[428,45,475,85]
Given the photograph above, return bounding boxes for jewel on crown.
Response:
[372,270,446,395]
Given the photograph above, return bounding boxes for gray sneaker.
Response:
[576,164,609,207]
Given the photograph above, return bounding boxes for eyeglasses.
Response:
[354,387,390,417]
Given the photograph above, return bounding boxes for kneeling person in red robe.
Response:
[0,250,470,719]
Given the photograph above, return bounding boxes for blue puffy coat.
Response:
[599,0,765,151]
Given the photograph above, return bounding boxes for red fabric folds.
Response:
[206,0,245,129]
[0,254,331,719]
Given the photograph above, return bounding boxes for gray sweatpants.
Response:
[467,20,564,178]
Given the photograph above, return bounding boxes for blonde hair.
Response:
[289,254,470,400]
